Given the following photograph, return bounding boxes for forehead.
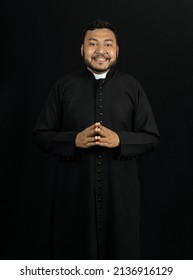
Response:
[84,28,116,42]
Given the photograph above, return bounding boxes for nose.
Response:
[96,44,106,53]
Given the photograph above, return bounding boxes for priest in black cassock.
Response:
[33,19,160,260]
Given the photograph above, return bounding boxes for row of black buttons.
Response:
[96,79,105,243]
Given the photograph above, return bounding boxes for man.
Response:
[34,19,160,259]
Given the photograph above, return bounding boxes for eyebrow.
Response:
[88,38,114,42]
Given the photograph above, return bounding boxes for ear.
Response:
[81,44,83,56]
[116,45,119,57]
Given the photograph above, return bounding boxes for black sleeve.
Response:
[33,82,78,158]
[116,82,160,158]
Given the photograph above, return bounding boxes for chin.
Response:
[86,65,108,74]
[94,67,109,73]
[84,58,117,73]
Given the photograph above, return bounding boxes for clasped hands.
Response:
[75,122,120,149]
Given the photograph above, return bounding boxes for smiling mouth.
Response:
[93,55,110,62]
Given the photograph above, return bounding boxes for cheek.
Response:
[84,48,94,58]
[109,51,117,59]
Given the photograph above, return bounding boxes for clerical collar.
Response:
[93,70,109,80]
[84,67,115,81]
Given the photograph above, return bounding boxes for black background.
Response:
[1,0,193,259]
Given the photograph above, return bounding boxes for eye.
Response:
[89,42,97,46]
[105,43,112,47]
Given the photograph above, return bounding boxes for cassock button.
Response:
[97,177,101,181]
[99,98,102,102]
[99,105,103,109]
[98,155,102,159]
[98,185,101,189]
[97,169,101,173]
[99,112,103,116]
[98,205,101,209]
[97,162,102,165]
[99,92,102,96]
[98,198,101,202]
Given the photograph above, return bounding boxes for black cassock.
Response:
[34,67,160,259]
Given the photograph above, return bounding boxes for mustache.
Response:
[92,54,110,60]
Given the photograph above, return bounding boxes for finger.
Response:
[97,136,113,145]
[85,142,97,147]
[86,127,98,137]
[98,124,107,131]
[94,135,101,141]
[86,136,97,143]
[98,124,111,136]
[94,122,101,127]
[86,123,96,131]
[94,136,103,146]
[97,136,108,144]
[87,123,102,136]
[97,141,109,147]
[97,128,107,137]
[94,127,102,134]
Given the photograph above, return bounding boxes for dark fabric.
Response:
[33,67,160,260]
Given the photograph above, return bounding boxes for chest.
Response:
[61,80,135,131]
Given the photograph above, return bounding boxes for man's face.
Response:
[81,28,119,74]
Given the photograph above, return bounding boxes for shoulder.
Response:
[48,70,86,99]
[55,69,85,87]
[113,69,143,91]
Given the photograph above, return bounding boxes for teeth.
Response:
[95,57,108,61]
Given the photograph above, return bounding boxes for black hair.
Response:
[82,19,118,44]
